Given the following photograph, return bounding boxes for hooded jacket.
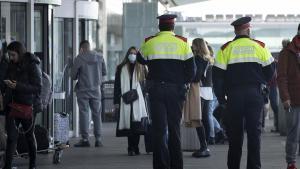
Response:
[4,52,42,107]
[277,35,300,106]
[71,51,107,98]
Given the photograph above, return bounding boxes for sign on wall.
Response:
[76,1,99,20]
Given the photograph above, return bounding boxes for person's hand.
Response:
[283,100,291,110]
[4,80,16,89]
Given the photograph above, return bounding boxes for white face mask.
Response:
[128,54,136,63]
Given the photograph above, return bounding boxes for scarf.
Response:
[118,65,147,130]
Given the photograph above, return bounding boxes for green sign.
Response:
[35,0,61,5]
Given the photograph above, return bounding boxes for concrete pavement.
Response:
[12,121,300,169]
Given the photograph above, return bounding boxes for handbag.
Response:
[132,117,150,135]
[122,89,139,104]
[9,102,33,120]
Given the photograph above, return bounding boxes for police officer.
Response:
[212,17,275,169]
[137,14,195,169]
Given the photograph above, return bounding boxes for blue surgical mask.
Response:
[128,54,136,63]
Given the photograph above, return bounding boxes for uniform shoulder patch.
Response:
[145,36,156,42]
[252,39,265,48]
[175,35,187,42]
[221,41,232,50]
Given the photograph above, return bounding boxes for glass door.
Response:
[53,18,74,131]
[79,19,98,50]
[0,2,27,47]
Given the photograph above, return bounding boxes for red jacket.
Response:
[277,35,300,106]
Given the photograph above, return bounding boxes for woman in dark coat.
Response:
[3,41,42,169]
[191,38,211,158]
[114,46,147,156]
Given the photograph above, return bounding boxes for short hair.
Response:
[80,40,90,49]
[159,24,175,32]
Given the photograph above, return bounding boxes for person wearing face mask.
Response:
[114,46,148,156]
[71,40,107,147]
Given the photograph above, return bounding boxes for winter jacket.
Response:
[192,56,208,83]
[277,35,300,106]
[4,53,42,108]
[71,51,107,99]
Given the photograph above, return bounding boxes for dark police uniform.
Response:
[212,17,275,169]
[137,14,195,169]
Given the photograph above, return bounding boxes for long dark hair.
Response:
[119,46,137,68]
[7,41,26,57]
[118,46,146,81]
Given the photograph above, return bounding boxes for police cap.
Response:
[231,16,252,31]
[157,14,177,25]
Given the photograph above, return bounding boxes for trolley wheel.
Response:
[53,150,63,164]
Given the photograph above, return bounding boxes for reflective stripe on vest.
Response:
[140,31,193,61]
[214,38,274,70]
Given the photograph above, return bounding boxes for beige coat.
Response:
[183,83,202,128]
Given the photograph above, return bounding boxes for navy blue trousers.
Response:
[149,83,184,169]
[226,86,264,169]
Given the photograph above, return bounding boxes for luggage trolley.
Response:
[101,81,115,122]
[51,63,71,164]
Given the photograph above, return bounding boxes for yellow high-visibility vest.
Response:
[140,31,193,61]
[214,38,274,70]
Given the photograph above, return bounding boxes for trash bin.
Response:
[181,125,200,151]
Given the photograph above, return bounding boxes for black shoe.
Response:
[95,140,103,147]
[208,137,215,145]
[128,150,135,156]
[192,148,210,158]
[215,131,226,144]
[134,148,140,155]
[74,140,90,147]
[271,128,279,133]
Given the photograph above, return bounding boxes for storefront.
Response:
[0,0,105,138]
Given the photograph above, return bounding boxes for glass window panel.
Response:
[0,2,26,47]
[34,10,43,52]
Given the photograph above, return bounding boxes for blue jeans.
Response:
[286,107,300,164]
[208,95,223,138]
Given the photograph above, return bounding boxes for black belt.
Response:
[150,81,183,87]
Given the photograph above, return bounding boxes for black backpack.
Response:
[17,125,50,154]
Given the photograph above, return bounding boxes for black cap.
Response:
[157,14,177,20]
[157,14,177,25]
[231,16,252,26]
